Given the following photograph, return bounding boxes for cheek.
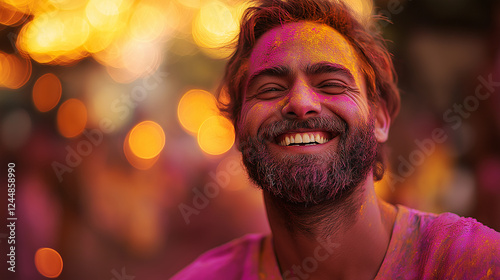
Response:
[322,95,369,125]
[239,100,286,134]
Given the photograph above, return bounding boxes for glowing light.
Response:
[175,0,202,9]
[129,3,165,42]
[17,10,90,64]
[57,99,87,138]
[92,40,125,69]
[123,130,159,170]
[0,53,32,89]
[32,73,62,112]
[2,0,33,15]
[105,65,140,84]
[85,0,124,31]
[48,0,86,11]
[8,54,32,89]
[128,121,165,159]
[19,12,64,53]
[197,116,235,155]
[34,248,63,278]
[177,89,219,134]
[83,30,115,53]
[7,0,176,80]
[161,1,182,37]
[343,0,373,24]
[192,0,238,59]
[121,40,162,76]
[0,3,28,26]
[0,52,11,86]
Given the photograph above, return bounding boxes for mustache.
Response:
[258,116,348,140]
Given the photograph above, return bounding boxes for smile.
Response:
[276,131,334,146]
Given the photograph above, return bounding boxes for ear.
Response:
[373,100,391,143]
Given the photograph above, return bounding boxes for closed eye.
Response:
[255,84,287,100]
[317,81,355,95]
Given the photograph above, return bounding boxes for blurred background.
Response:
[0,0,499,279]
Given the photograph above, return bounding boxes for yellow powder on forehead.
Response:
[253,21,362,84]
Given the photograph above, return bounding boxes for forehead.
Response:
[247,21,362,81]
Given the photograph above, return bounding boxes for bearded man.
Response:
[173,0,500,279]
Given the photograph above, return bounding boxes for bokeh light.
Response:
[85,0,128,32]
[123,129,160,170]
[177,89,219,134]
[17,10,89,65]
[57,99,87,138]
[192,0,239,59]
[344,0,373,23]
[128,3,166,42]
[175,0,201,9]
[32,73,62,112]
[0,52,11,86]
[128,120,165,159]
[197,116,235,155]
[9,0,168,81]
[34,247,63,278]
[0,2,28,26]
[0,52,32,89]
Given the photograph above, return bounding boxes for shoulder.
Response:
[171,233,267,280]
[416,208,500,278]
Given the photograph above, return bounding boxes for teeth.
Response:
[295,134,302,144]
[303,134,310,143]
[279,133,330,146]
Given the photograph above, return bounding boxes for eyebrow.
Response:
[305,62,356,83]
[246,62,356,89]
[246,65,292,89]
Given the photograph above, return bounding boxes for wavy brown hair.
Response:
[217,0,400,180]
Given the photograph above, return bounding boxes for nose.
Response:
[282,81,321,119]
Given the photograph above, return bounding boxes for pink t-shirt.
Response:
[172,205,500,279]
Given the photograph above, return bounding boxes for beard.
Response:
[238,115,378,204]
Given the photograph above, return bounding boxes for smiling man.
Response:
[172,0,500,279]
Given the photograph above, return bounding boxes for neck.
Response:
[264,175,397,280]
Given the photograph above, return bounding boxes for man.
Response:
[173,0,500,279]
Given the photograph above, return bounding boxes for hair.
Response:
[217,0,400,181]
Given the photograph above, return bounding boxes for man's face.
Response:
[237,21,387,203]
